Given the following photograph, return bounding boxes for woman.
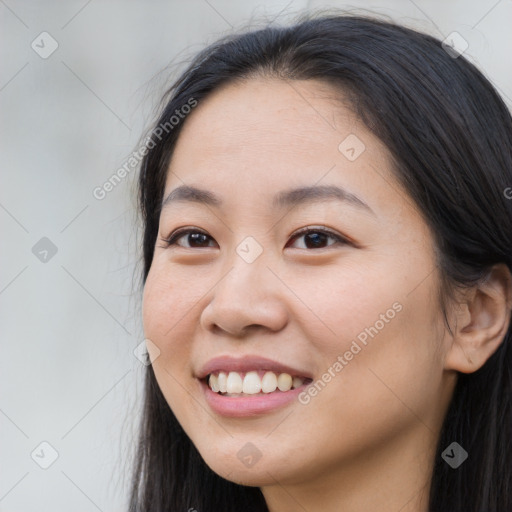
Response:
[129,12,512,512]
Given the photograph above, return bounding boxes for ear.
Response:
[444,263,512,373]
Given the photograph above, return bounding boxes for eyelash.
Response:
[160,226,350,250]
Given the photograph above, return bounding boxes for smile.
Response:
[197,355,314,416]
[208,370,310,395]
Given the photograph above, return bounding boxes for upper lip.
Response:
[197,355,314,380]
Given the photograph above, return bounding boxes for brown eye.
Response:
[163,228,217,248]
[287,227,348,250]
[162,226,349,250]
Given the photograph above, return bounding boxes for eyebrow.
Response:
[161,184,375,216]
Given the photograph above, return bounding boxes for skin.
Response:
[142,78,512,512]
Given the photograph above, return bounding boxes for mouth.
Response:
[204,370,312,396]
[197,355,314,417]
[199,370,313,417]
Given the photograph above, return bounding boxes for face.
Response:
[142,78,455,490]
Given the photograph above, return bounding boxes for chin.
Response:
[202,441,314,489]
[206,460,280,487]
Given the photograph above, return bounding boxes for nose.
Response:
[199,253,289,338]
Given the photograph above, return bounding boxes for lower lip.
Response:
[200,379,309,417]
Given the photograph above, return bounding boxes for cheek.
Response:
[286,257,406,356]
[141,264,203,432]
[142,258,206,339]
[141,262,200,384]
[292,253,442,424]
[308,281,442,442]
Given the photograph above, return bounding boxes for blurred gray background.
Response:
[1,0,510,510]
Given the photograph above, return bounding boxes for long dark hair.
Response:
[129,12,512,512]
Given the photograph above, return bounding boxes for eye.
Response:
[160,226,349,250]
[161,228,217,249]
[286,226,349,250]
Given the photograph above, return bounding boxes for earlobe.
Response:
[444,263,512,374]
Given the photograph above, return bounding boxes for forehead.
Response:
[168,78,367,171]
[163,78,410,221]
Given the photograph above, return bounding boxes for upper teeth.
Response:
[208,371,305,394]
